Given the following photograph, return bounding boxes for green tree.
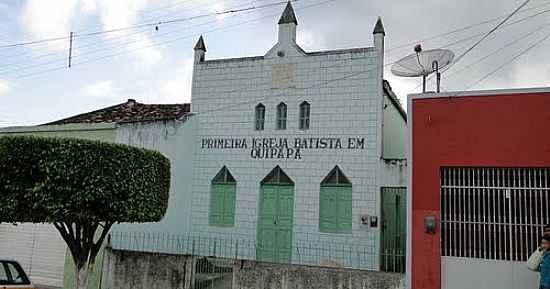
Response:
[0,136,170,289]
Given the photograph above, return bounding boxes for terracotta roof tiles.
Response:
[45,99,191,125]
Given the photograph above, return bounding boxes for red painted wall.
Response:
[411,92,550,289]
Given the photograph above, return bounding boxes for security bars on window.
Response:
[441,167,550,262]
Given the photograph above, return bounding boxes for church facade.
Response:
[187,2,406,269]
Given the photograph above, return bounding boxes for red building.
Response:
[407,88,550,289]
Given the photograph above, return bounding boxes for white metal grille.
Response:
[441,167,550,261]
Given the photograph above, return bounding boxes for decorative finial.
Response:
[194,35,206,51]
[278,1,298,25]
[373,17,385,36]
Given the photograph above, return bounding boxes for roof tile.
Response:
[45,99,191,125]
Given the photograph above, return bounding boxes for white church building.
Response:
[182,2,407,269]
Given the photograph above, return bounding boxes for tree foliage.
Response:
[0,136,171,279]
[0,136,170,223]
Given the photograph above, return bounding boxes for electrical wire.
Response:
[443,19,550,80]
[3,0,547,115]
[386,0,550,53]
[0,0,296,50]
[446,0,532,71]
[410,6,550,57]
[414,0,537,91]
[462,29,550,91]
[9,0,335,79]
[2,55,395,126]
[4,0,550,78]
[0,0,224,58]
[0,0,259,65]
[0,0,295,74]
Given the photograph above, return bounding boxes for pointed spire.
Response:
[278,1,298,25]
[194,35,206,51]
[373,17,385,36]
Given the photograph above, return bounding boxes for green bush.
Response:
[0,136,170,223]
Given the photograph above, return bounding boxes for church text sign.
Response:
[200,137,366,159]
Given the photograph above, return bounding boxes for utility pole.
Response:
[68,32,74,68]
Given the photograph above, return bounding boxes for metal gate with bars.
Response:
[381,187,406,273]
[441,167,550,261]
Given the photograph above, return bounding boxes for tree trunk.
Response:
[76,260,95,289]
[76,263,89,289]
[53,221,112,289]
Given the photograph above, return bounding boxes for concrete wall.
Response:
[234,261,405,289]
[101,249,404,289]
[101,249,193,289]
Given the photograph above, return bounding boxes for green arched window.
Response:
[319,166,352,234]
[209,166,237,227]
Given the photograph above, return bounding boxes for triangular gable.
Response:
[321,166,351,186]
[212,166,236,184]
[261,166,294,185]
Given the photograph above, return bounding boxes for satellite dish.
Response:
[391,45,455,93]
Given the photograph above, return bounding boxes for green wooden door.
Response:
[381,187,406,273]
[257,184,294,263]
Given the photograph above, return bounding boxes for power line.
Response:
[0,0,295,75]
[1,59,394,126]
[4,0,550,78]
[0,18,221,75]
[443,19,550,80]
[386,0,550,53]
[385,8,550,73]
[71,1,272,61]
[135,0,280,26]
[414,0,536,91]
[0,0,256,65]
[0,0,218,58]
[9,0,335,79]
[446,0,532,71]
[78,0,294,37]
[0,36,68,49]
[5,0,545,95]
[392,5,550,58]
[463,29,550,91]
[64,0,550,75]
[0,0,295,50]
[129,27,547,123]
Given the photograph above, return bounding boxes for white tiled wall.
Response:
[190,44,384,268]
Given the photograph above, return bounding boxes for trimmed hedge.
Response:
[0,136,170,223]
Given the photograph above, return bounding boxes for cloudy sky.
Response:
[0,0,549,126]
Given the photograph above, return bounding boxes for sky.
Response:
[1,0,550,126]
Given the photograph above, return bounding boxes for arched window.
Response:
[319,166,352,234]
[255,104,265,131]
[299,101,310,130]
[210,166,237,227]
[276,102,287,130]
